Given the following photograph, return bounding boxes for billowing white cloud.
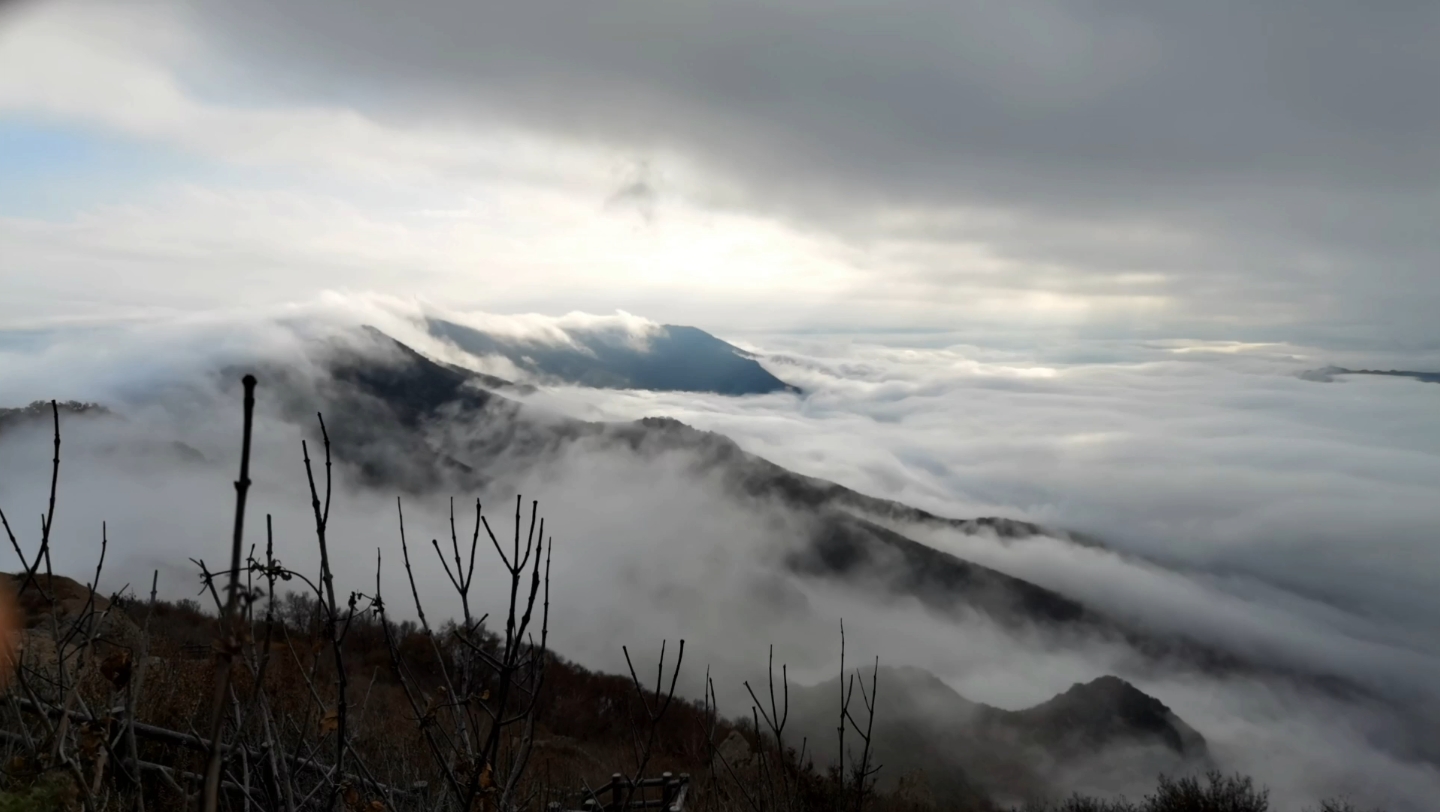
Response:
[3,306,1439,808]
[520,329,1440,702]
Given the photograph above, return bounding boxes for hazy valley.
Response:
[3,308,1438,810]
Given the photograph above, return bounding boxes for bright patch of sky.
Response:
[0,116,236,219]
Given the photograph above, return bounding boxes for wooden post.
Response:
[610,773,624,811]
[660,772,674,809]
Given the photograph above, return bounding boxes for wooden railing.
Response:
[550,772,691,812]
[6,695,424,800]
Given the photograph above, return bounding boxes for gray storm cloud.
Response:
[171,0,1440,341]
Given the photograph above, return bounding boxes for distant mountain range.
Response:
[1300,366,1440,384]
[251,325,1325,684]
[249,327,1122,627]
[4,325,1356,684]
[427,317,798,395]
[0,400,106,430]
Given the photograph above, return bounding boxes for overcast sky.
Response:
[2,0,1437,344]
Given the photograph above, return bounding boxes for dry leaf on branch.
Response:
[99,650,132,688]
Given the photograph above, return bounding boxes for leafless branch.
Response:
[202,372,257,812]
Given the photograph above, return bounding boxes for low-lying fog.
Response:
[2,303,1438,809]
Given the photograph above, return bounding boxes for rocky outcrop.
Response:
[2,573,141,649]
[712,729,755,772]
[1,572,143,698]
[1010,675,1207,760]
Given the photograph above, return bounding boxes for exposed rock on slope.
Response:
[3,572,140,650]
[0,573,143,698]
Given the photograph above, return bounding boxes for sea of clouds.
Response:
[2,299,1439,808]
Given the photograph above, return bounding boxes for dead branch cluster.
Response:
[0,381,885,812]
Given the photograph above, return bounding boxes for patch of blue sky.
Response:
[0,115,248,220]
[0,321,133,353]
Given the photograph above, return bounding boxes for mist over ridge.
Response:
[426,315,797,395]
[2,300,1439,808]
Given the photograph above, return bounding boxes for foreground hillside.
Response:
[0,562,1366,812]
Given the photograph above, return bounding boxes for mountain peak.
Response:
[426,317,798,395]
[786,666,1208,807]
[1018,675,1208,760]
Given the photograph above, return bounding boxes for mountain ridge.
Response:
[1300,366,1440,384]
[785,666,1210,807]
[426,316,799,395]
[274,326,1310,685]
[3,325,1370,708]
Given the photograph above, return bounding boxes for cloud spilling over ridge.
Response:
[0,295,667,402]
[4,406,1437,808]
[530,335,1440,634]
[3,304,1440,807]
[435,309,663,352]
[5,300,1439,671]
[497,329,1440,806]
[523,334,1440,714]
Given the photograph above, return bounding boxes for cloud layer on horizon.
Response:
[533,333,1440,652]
